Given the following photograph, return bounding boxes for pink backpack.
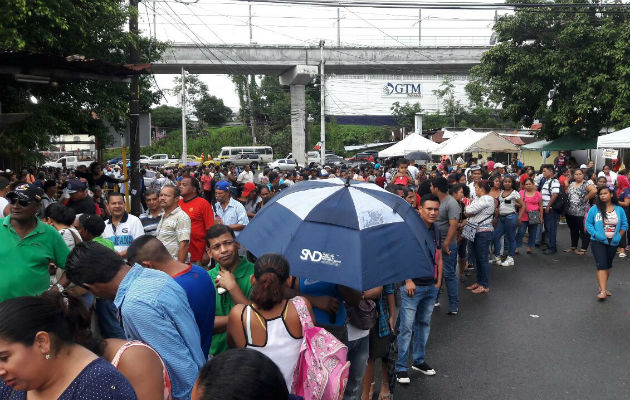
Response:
[291,296,350,400]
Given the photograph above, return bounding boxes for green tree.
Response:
[467,0,630,139]
[151,105,182,128]
[0,0,165,164]
[193,94,232,127]
[171,73,209,108]
[390,101,423,129]
[433,76,466,127]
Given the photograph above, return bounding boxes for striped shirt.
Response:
[541,178,560,207]
[114,265,205,400]
[156,207,191,260]
[139,210,163,236]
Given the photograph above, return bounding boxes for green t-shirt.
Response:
[93,235,116,250]
[208,256,254,356]
[0,216,70,302]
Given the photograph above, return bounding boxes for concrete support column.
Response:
[290,84,306,166]
[280,65,318,167]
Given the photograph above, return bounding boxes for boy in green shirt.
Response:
[206,224,254,356]
[75,213,116,251]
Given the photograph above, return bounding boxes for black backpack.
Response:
[548,179,568,215]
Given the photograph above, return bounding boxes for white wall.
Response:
[325,74,470,116]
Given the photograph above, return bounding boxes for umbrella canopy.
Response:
[404,151,431,161]
[521,136,596,151]
[237,178,437,291]
[520,139,551,150]
[433,130,519,155]
[597,127,630,148]
[378,133,439,158]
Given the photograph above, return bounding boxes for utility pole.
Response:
[337,8,341,46]
[129,0,141,214]
[418,9,422,46]
[319,40,326,165]
[153,1,157,39]
[249,3,253,43]
[181,67,187,165]
[247,76,256,144]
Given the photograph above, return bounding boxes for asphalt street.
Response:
[391,225,630,400]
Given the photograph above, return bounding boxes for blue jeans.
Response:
[493,214,518,257]
[343,334,370,400]
[516,223,539,249]
[95,298,126,339]
[395,285,438,372]
[543,209,560,252]
[473,231,492,288]
[436,242,459,312]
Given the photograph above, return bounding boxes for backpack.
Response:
[547,179,568,215]
[290,296,350,400]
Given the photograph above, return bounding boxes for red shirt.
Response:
[200,175,212,192]
[178,196,215,262]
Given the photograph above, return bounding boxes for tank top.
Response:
[243,301,303,390]
[111,341,173,400]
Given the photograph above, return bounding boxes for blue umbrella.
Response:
[238,178,437,291]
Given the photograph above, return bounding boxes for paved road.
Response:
[390,226,630,400]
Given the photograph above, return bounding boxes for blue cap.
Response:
[374,163,380,170]
[215,180,231,191]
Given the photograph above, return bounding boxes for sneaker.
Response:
[434,302,440,307]
[412,362,436,376]
[500,256,515,267]
[396,371,411,384]
[447,310,458,316]
[489,255,500,264]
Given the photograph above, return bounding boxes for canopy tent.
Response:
[378,132,440,158]
[432,130,519,155]
[526,135,597,151]
[597,127,630,148]
[520,140,551,150]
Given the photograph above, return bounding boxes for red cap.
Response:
[242,182,257,197]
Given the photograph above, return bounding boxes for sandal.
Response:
[465,283,480,291]
[619,252,627,258]
[574,249,586,255]
[378,394,393,400]
[472,286,489,294]
[526,247,532,254]
[563,247,576,253]
[597,290,607,300]
[606,290,612,296]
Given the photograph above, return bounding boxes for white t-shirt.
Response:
[103,213,145,254]
[0,196,8,217]
[407,165,419,180]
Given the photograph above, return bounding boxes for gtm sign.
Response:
[382,82,422,97]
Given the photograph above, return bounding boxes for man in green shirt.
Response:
[206,224,254,356]
[75,213,116,251]
[0,183,70,301]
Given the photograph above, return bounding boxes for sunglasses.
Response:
[7,197,32,207]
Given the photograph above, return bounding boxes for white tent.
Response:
[597,127,630,148]
[433,130,519,155]
[378,133,440,158]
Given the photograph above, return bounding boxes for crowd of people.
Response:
[0,152,627,400]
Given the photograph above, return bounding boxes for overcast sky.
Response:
[143,0,504,111]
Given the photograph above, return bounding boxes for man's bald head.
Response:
[127,235,172,266]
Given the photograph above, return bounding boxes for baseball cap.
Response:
[215,180,231,191]
[66,179,87,194]
[6,183,43,203]
[495,162,505,168]
[580,164,587,169]
[242,182,257,197]
[320,169,329,177]
[394,176,409,185]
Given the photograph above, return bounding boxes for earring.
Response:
[45,354,51,360]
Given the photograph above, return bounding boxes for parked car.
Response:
[324,155,346,167]
[145,153,178,166]
[43,156,92,169]
[221,153,262,169]
[269,158,300,171]
[346,153,375,162]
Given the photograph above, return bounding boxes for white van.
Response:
[217,146,273,164]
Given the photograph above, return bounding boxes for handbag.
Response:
[347,299,377,330]
[527,210,541,225]
[462,214,493,242]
